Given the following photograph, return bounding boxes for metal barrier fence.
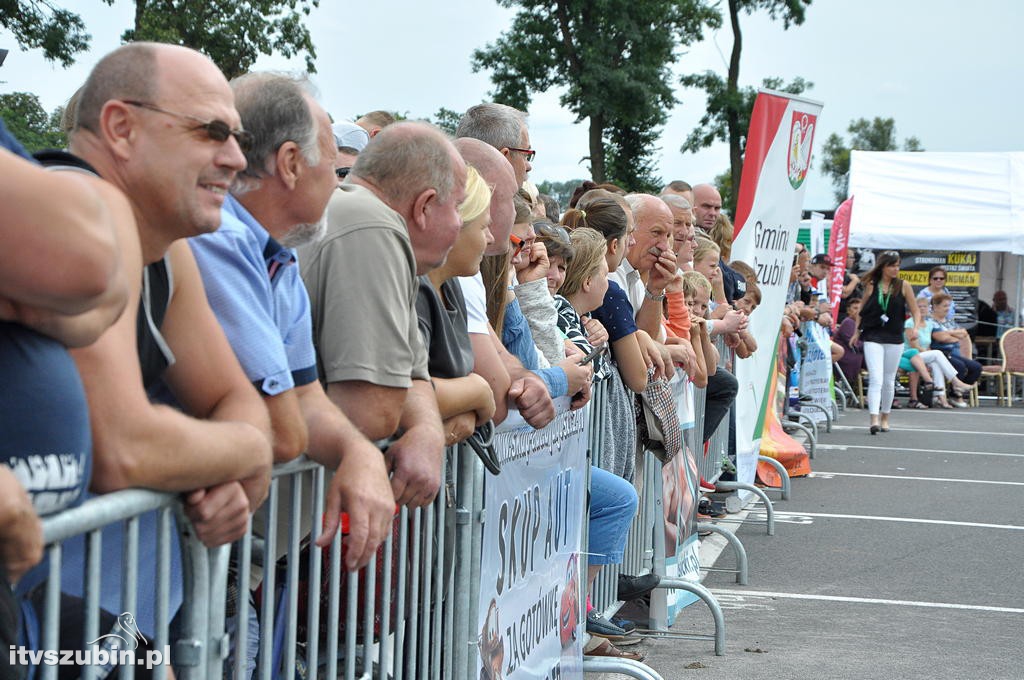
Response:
[24,371,766,679]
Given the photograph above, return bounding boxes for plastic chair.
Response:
[996,328,1024,406]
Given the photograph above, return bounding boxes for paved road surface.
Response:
[614,405,1024,680]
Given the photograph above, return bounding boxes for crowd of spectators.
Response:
[1,40,1019,676]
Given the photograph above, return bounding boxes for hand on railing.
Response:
[508,374,556,429]
[0,467,42,584]
[317,435,395,571]
[183,481,250,547]
[384,424,443,508]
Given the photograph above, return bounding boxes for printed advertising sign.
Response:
[660,370,700,623]
[478,409,587,680]
[730,90,824,499]
[898,250,980,329]
[799,321,834,424]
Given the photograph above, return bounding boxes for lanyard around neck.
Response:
[878,280,893,313]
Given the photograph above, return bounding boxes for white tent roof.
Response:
[847,150,1024,255]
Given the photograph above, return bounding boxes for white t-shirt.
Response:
[458,272,490,335]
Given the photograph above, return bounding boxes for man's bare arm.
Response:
[326,381,406,442]
[0,165,130,346]
[0,149,124,315]
[77,240,272,510]
[386,379,445,507]
[469,328,512,424]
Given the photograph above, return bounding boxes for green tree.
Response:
[0,1,93,67]
[472,0,720,189]
[536,178,587,209]
[432,107,461,136]
[0,92,65,151]
[124,0,320,79]
[1,1,319,78]
[821,117,922,204]
[679,0,811,214]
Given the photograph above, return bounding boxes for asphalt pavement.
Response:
[619,404,1024,680]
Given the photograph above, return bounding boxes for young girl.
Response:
[416,166,497,444]
[552,226,644,661]
[561,191,650,482]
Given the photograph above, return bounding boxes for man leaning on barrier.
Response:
[188,71,396,565]
[60,41,274,543]
[0,118,129,680]
[299,121,467,508]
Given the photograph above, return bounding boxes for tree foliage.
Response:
[0,1,319,78]
[0,92,65,151]
[472,0,720,189]
[124,1,320,80]
[0,1,92,67]
[679,0,811,214]
[536,178,587,209]
[821,117,923,204]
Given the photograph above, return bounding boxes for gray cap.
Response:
[331,120,370,151]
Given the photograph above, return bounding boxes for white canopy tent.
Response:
[847,150,1024,323]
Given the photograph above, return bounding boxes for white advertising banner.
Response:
[660,370,700,622]
[730,90,824,501]
[477,408,587,680]
[798,321,833,424]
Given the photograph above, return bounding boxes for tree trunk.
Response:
[727,0,743,210]
[589,112,605,183]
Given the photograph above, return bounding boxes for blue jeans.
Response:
[587,466,638,566]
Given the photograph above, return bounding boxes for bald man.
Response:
[453,137,556,429]
[692,183,723,233]
[63,42,272,541]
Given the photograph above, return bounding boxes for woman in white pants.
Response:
[903,315,973,408]
[853,252,923,434]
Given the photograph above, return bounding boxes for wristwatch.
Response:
[644,286,666,302]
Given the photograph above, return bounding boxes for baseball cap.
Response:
[331,121,369,152]
[810,254,835,266]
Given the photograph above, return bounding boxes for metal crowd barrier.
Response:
[586,378,726,662]
[33,489,190,680]
[27,372,753,679]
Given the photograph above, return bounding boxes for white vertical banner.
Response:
[729,90,824,501]
[478,409,587,679]
[809,210,826,258]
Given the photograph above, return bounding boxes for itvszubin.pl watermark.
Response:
[9,611,170,670]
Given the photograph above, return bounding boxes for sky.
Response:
[2,0,1023,211]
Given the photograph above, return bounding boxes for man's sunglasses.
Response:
[507,146,536,162]
[336,167,351,179]
[122,100,254,153]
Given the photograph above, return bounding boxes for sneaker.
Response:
[698,498,727,518]
[617,573,660,601]
[610,616,637,634]
[586,612,628,639]
[699,477,716,493]
[951,398,969,408]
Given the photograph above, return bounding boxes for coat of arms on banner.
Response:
[787,111,816,189]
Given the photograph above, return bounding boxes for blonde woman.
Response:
[416,166,498,444]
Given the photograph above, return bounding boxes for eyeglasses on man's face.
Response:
[122,100,255,153]
[506,146,536,162]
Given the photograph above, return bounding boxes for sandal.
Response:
[907,400,929,410]
[584,636,645,661]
